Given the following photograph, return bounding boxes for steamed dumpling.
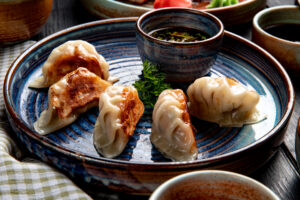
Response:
[151,89,198,161]
[93,85,144,158]
[187,76,263,127]
[34,67,111,135]
[29,40,109,88]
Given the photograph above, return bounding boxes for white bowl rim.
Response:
[150,170,281,200]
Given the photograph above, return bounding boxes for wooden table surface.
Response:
[32,0,300,199]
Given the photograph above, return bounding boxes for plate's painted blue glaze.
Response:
[4,18,294,193]
[8,19,285,162]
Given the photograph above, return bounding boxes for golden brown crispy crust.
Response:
[162,89,192,126]
[225,77,239,86]
[47,46,105,84]
[50,67,111,119]
[120,87,144,137]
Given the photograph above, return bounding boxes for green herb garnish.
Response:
[207,0,239,8]
[133,61,171,107]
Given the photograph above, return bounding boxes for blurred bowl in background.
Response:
[0,0,53,44]
[150,170,281,200]
[252,5,300,75]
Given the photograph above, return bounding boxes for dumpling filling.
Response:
[34,67,111,135]
[29,40,110,88]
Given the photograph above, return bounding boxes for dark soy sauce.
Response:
[264,23,300,42]
[149,27,210,42]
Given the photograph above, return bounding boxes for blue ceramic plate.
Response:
[4,18,294,194]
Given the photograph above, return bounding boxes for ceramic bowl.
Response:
[80,0,266,27]
[252,5,300,75]
[150,170,280,200]
[136,7,224,82]
[0,0,52,43]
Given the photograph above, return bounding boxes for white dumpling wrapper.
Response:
[93,85,144,158]
[34,101,95,135]
[29,40,109,88]
[151,89,198,161]
[187,76,265,127]
[34,67,111,135]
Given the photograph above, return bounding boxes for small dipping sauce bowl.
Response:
[252,5,300,75]
[150,170,280,200]
[136,7,224,82]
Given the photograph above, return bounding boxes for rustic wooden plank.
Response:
[284,79,300,160]
[251,148,300,200]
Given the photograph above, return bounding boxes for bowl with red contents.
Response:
[136,7,224,82]
[153,0,192,9]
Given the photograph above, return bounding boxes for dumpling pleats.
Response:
[34,67,111,135]
[93,85,144,158]
[187,76,264,127]
[151,89,198,161]
[29,40,110,88]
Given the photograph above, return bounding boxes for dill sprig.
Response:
[133,61,171,107]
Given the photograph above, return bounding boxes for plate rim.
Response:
[3,17,295,168]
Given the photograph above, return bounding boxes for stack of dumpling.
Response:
[31,40,145,160]
[31,40,112,135]
[29,40,110,89]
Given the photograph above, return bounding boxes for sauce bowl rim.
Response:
[136,7,224,46]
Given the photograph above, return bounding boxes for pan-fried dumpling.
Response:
[93,85,144,158]
[187,76,264,127]
[34,67,111,135]
[151,89,198,161]
[29,40,109,88]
